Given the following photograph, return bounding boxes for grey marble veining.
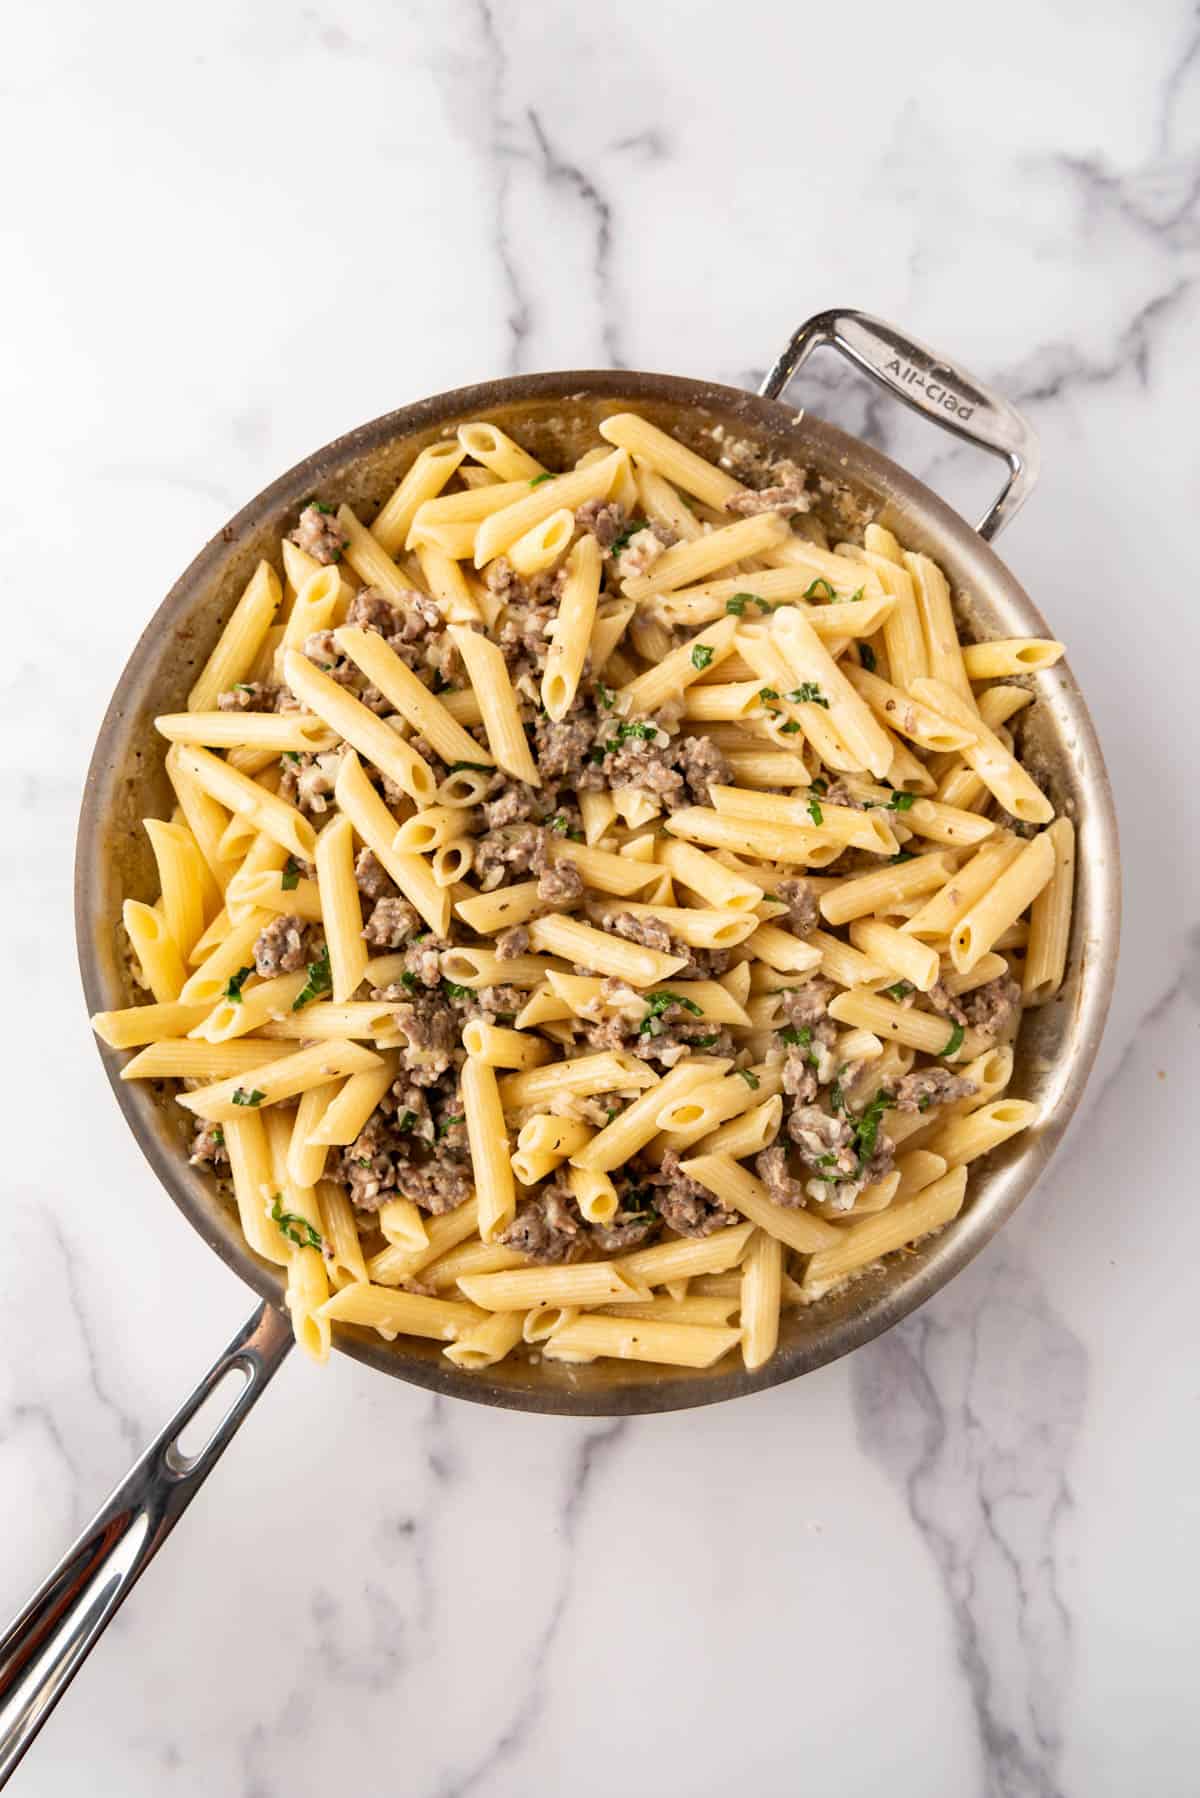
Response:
[2,1,1198,1793]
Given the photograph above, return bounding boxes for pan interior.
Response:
[75,371,1118,1415]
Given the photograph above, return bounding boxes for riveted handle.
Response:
[0,1300,293,1787]
[759,309,1039,541]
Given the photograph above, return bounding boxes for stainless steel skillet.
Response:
[0,311,1119,1782]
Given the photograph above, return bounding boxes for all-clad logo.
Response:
[884,357,975,422]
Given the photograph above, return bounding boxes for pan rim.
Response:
[74,367,1121,1415]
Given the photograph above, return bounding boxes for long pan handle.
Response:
[759,308,1040,541]
[0,1299,293,1786]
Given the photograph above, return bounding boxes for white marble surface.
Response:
[2,1,1198,1792]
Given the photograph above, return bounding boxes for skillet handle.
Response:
[0,1299,292,1787]
[759,309,1039,541]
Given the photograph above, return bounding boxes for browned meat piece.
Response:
[680,948,733,978]
[300,628,352,676]
[610,912,674,954]
[778,1097,897,1212]
[644,1150,737,1237]
[820,780,865,808]
[755,1145,809,1208]
[188,1120,228,1169]
[537,859,584,905]
[725,474,811,517]
[614,525,669,580]
[484,783,538,829]
[361,896,421,949]
[786,1104,859,1175]
[398,1160,474,1214]
[484,557,523,605]
[892,1069,978,1114]
[346,589,402,635]
[253,915,311,976]
[289,502,347,565]
[533,702,601,781]
[354,847,396,901]
[338,1094,471,1214]
[676,735,730,805]
[278,750,343,816]
[589,1204,660,1252]
[391,992,461,1085]
[500,1183,586,1263]
[927,981,965,1023]
[776,877,821,938]
[497,603,557,679]
[600,730,685,806]
[779,977,837,1029]
[376,937,443,989]
[474,824,545,891]
[496,925,530,960]
[782,1045,819,1104]
[392,590,445,639]
[575,498,627,548]
[217,681,274,711]
[960,975,1022,1038]
[464,983,525,1020]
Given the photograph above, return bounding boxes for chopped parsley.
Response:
[851,1089,890,1164]
[802,578,837,602]
[306,500,335,516]
[938,1022,965,1058]
[639,990,703,1035]
[608,518,649,557]
[726,591,773,616]
[270,1196,322,1251]
[442,979,475,1001]
[691,644,715,671]
[604,1104,621,1123]
[689,1033,720,1047]
[806,797,824,826]
[889,851,915,865]
[621,1183,658,1220]
[612,720,657,744]
[395,1109,417,1133]
[548,813,583,840]
[736,1068,760,1090]
[758,686,779,703]
[280,856,301,891]
[397,970,418,991]
[883,980,914,1002]
[858,643,877,672]
[436,1113,465,1139]
[446,760,492,774]
[223,966,253,1004]
[211,1126,224,1147]
[779,1025,812,1047]
[595,680,616,709]
[587,746,607,766]
[810,777,828,795]
[281,750,301,766]
[780,720,802,734]
[231,1087,265,1108]
[886,791,917,812]
[292,944,332,1010]
[233,682,255,693]
[529,471,554,486]
[787,682,830,709]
